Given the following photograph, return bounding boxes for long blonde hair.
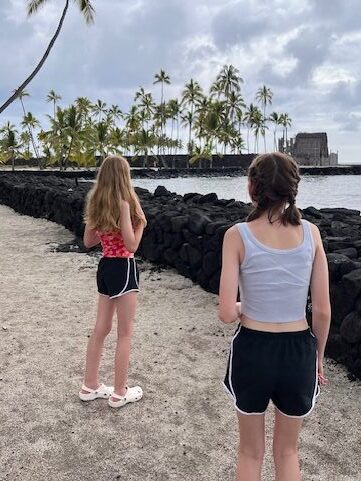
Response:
[85,156,146,231]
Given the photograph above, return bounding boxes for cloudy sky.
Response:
[1,0,360,163]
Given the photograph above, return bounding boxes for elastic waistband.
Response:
[100,256,135,260]
[238,325,311,339]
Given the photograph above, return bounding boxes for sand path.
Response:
[0,204,360,481]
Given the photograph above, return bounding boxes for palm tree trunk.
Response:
[20,98,40,163]
[11,152,15,172]
[0,0,69,114]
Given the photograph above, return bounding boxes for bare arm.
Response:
[310,224,331,380]
[83,224,100,248]
[218,226,244,324]
[120,201,145,253]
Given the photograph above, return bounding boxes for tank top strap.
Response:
[236,222,255,264]
[301,219,315,259]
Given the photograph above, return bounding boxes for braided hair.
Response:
[247,152,301,225]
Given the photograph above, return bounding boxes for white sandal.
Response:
[108,386,143,408]
[79,383,114,401]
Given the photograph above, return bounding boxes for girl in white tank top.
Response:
[219,153,331,481]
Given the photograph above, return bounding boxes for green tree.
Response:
[21,112,40,159]
[92,99,107,123]
[0,123,21,171]
[269,112,281,151]
[16,89,40,162]
[46,89,62,119]
[256,85,273,151]
[0,0,95,114]
[279,113,292,151]
[214,64,243,98]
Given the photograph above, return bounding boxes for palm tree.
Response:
[0,0,95,114]
[244,104,260,153]
[181,111,195,155]
[256,85,273,151]
[153,70,170,106]
[46,89,62,119]
[92,99,107,123]
[20,130,32,158]
[75,96,92,122]
[16,89,40,161]
[107,105,123,125]
[133,129,158,167]
[279,113,292,152]
[0,123,20,171]
[63,105,83,168]
[226,91,246,128]
[269,112,280,151]
[21,112,40,159]
[215,64,243,98]
[139,93,155,130]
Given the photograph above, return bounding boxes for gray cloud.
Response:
[0,0,360,162]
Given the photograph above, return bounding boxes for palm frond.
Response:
[76,0,95,24]
[27,0,48,16]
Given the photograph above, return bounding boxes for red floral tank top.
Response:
[97,231,133,258]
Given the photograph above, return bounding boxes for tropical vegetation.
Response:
[0,65,292,169]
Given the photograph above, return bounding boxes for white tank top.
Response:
[237,219,315,323]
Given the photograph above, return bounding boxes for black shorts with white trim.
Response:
[223,325,320,418]
[97,257,139,299]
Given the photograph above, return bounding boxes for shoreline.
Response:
[0,204,360,481]
[1,164,361,179]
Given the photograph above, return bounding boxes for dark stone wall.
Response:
[0,172,361,379]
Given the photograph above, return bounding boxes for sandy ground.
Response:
[0,204,360,481]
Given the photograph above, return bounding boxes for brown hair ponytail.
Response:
[247,152,302,226]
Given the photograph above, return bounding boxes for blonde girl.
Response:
[219,153,331,481]
[79,156,146,408]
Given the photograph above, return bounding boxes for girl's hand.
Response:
[317,358,328,385]
[236,302,242,319]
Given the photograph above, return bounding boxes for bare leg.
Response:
[111,292,137,399]
[81,295,115,392]
[273,408,303,481]
[236,413,265,481]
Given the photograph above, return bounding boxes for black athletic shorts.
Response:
[97,257,139,299]
[224,325,320,418]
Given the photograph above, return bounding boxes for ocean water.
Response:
[133,175,361,211]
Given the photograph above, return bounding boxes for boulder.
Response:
[340,311,361,344]
[342,269,361,301]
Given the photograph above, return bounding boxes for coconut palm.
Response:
[153,70,170,106]
[133,129,158,167]
[21,112,40,158]
[279,113,292,151]
[92,99,107,123]
[139,93,155,131]
[226,91,246,128]
[0,0,95,114]
[256,85,273,151]
[46,89,62,119]
[75,96,93,121]
[0,123,20,171]
[269,112,281,151]
[244,104,261,153]
[107,105,123,126]
[181,111,196,156]
[20,130,32,158]
[16,90,40,161]
[215,64,243,98]
[182,79,203,115]
[153,70,171,146]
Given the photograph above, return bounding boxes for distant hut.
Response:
[280,132,338,166]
